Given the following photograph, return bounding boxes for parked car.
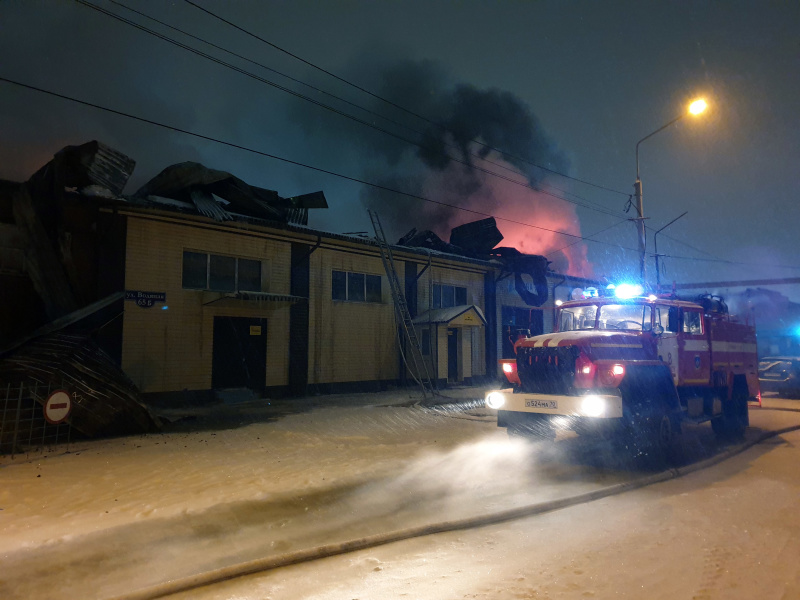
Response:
[758,357,800,398]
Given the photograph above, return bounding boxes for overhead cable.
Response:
[547,219,631,257]
[6,77,798,271]
[104,0,613,213]
[74,0,627,221]
[183,0,632,198]
[0,76,633,250]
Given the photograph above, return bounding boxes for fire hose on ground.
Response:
[106,423,800,600]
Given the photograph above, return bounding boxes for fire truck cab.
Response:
[487,289,759,450]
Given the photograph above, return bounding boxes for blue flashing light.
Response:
[614,283,644,300]
[162,305,169,310]
[606,283,616,290]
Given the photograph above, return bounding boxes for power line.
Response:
[8,76,797,272]
[103,0,618,216]
[648,252,800,271]
[0,76,637,253]
[182,0,632,198]
[547,219,631,258]
[73,0,627,221]
[652,229,721,259]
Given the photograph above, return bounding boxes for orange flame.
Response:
[420,152,593,277]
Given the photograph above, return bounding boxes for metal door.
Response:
[447,328,459,382]
[655,304,680,385]
[678,308,711,386]
[212,316,267,392]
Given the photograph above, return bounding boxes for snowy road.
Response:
[176,422,800,600]
[1,393,799,600]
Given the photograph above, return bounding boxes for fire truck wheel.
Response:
[623,413,674,465]
[652,414,674,451]
[711,392,747,441]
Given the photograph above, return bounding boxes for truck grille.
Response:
[516,345,579,395]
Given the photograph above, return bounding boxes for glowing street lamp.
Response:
[689,98,708,115]
[633,98,708,283]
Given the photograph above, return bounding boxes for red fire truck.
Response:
[487,287,760,451]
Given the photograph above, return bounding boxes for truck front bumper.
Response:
[485,389,623,419]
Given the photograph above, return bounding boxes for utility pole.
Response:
[633,98,707,287]
[654,211,688,289]
[633,177,646,284]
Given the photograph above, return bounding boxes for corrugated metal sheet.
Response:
[134,162,328,225]
[202,292,308,309]
[87,141,136,195]
[190,189,232,221]
[285,207,308,225]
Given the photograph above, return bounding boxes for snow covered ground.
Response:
[185,426,800,600]
[1,390,799,599]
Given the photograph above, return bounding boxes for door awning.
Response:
[412,305,486,327]
[203,291,307,309]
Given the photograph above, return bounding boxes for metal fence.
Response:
[0,382,72,458]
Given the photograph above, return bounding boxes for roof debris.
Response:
[135,161,327,225]
[0,333,159,438]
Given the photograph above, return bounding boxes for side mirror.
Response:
[653,324,665,335]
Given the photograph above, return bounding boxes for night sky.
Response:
[2,1,798,298]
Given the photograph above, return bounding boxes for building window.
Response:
[182,251,208,289]
[348,272,366,302]
[237,258,262,292]
[421,329,431,356]
[182,251,262,292]
[209,255,236,291]
[366,274,382,303]
[332,270,382,303]
[432,284,467,308]
[332,270,347,300]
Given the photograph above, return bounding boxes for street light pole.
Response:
[633,98,707,287]
[634,114,685,285]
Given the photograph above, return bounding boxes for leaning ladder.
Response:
[368,210,436,401]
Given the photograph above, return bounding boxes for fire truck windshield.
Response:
[560,303,653,332]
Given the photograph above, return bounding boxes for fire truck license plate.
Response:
[525,399,558,409]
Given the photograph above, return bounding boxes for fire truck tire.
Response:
[634,413,677,463]
[619,404,679,463]
[711,387,748,441]
[652,414,674,451]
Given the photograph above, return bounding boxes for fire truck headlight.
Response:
[502,363,514,374]
[486,392,506,409]
[581,395,605,417]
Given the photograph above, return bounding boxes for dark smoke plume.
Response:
[416,84,569,183]
[289,54,587,274]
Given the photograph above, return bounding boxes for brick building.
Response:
[1,141,595,407]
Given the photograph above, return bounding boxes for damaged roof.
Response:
[27,140,136,197]
[134,161,327,226]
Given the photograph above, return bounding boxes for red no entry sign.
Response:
[44,390,72,424]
